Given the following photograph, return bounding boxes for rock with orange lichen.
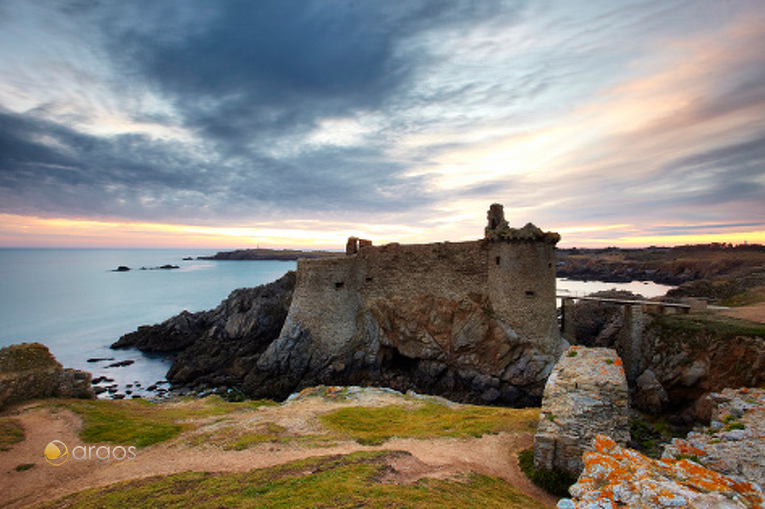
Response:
[558,434,764,508]
[534,346,630,478]
[663,388,765,493]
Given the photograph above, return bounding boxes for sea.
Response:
[0,249,675,398]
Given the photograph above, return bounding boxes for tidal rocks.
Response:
[534,346,630,478]
[0,343,94,408]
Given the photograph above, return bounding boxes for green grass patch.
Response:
[41,451,547,508]
[722,287,765,307]
[656,313,765,339]
[14,463,35,472]
[518,448,576,497]
[319,402,539,445]
[724,421,745,431]
[0,417,25,451]
[55,396,276,448]
[188,421,298,450]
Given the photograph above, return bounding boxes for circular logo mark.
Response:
[44,440,69,466]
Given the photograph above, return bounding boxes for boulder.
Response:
[534,346,630,478]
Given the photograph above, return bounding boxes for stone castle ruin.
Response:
[244,204,566,406]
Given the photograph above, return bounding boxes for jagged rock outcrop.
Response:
[0,343,94,408]
[559,434,763,508]
[634,317,765,420]
[564,290,643,347]
[534,346,630,478]
[566,295,765,417]
[241,291,557,406]
[113,272,296,388]
[663,388,765,491]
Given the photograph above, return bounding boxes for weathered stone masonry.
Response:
[246,204,566,406]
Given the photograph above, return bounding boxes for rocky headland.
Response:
[198,248,339,261]
[557,244,765,288]
[0,343,94,409]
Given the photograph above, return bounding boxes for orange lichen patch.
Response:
[565,435,765,508]
[593,434,619,453]
[666,440,708,457]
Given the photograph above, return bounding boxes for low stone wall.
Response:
[0,343,94,408]
[534,346,630,478]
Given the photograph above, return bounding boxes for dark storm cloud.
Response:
[0,0,523,223]
[99,0,522,150]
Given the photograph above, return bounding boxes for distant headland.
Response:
[198,248,340,261]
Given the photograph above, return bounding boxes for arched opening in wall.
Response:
[495,256,501,266]
[378,346,418,372]
[525,290,536,298]
[335,282,344,289]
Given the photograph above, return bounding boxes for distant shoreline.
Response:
[198,248,341,261]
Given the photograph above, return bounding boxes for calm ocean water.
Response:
[0,249,673,397]
[0,249,296,395]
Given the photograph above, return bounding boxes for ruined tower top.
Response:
[484,203,561,244]
[486,203,509,233]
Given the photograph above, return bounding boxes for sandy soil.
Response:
[0,395,557,508]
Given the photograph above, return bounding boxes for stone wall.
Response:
[534,346,630,478]
[0,343,94,408]
[247,204,565,405]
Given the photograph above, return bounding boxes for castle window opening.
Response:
[365,276,373,283]
[525,290,536,297]
[495,256,501,266]
[335,282,345,289]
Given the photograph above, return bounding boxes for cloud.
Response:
[1,0,764,247]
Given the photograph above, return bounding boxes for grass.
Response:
[187,421,313,451]
[55,396,276,448]
[40,451,548,509]
[518,448,576,497]
[0,417,25,451]
[722,287,765,307]
[319,402,539,445]
[655,313,765,339]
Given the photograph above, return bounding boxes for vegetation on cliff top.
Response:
[0,417,25,451]
[41,451,547,509]
[55,396,275,448]
[320,402,539,445]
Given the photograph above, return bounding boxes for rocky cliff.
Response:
[113,272,296,390]
[560,388,765,508]
[565,295,765,420]
[0,343,94,408]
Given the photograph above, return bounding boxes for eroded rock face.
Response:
[559,434,763,508]
[113,272,296,389]
[663,388,765,493]
[534,346,630,478]
[0,343,94,408]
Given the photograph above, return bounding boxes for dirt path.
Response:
[0,397,557,508]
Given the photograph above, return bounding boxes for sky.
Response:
[1,0,764,249]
